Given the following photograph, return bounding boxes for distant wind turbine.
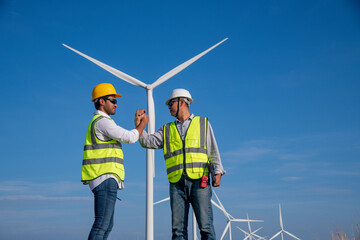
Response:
[63,39,228,240]
[269,205,300,240]
[236,214,265,240]
[211,190,263,240]
[237,226,265,240]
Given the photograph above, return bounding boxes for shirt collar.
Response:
[175,113,194,123]
[94,110,111,119]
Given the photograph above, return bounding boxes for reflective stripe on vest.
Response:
[82,115,125,184]
[163,116,209,183]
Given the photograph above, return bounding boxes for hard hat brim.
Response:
[165,97,193,105]
[165,89,193,105]
[92,93,122,102]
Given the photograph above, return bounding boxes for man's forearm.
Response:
[135,119,147,137]
[139,129,164,149]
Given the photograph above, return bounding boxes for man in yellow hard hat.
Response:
[83,83,149,240]
[139,88,225,240]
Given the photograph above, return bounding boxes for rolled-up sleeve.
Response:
[207,121,226,175]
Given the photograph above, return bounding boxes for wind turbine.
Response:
[236,214,266,240]
[63,38,228,240]
[211,190,263,240]
[237,226,265,240]
[269,205,300,240]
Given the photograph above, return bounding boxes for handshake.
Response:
[134,109,149,127]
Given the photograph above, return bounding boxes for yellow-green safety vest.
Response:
[82,115,125,184]
[163,116,209,183]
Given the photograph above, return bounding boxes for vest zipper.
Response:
[182,139,186,175]
[176,118,193,176]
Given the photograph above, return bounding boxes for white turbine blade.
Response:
[279,204,283,230]
[232,219,262,223]
[284,230,300,240]
[236,226,248,235]
[220,222,230,240]
[253,232,265,239]
[151,38,228,88]
[213,190,234,220]
[252,227,263,235]
[212,190,227,212]
[211,199,231,220]
[254,235,266,240]
[62,44,147,88]
[153,197,170,205]
[247,213,251,232]
[227,212,236,220]
[269,231,281,240]
[211,199,223,212]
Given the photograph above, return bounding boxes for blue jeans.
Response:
[88,178,118,240]
[170,176,216,240]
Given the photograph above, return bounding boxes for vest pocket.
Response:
[186,138,200,148]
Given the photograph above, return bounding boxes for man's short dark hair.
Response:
[94,99,101,110]
[94,95,111,110]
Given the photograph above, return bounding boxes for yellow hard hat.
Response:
[92,83,122,102]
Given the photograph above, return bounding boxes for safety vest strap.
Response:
[164,147,208,159]
[164,123,172,158]
[199,116,206,149]
[85,115,123,151]
[167,162,208,175]
[90,116,103,145]
[84,143,122,150]
[83,157,124,165]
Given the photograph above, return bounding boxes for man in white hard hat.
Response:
[83,83,149,240]
[139,88,225,240]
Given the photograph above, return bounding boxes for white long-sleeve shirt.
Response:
[89,110,139,190]
[139,114,226,176]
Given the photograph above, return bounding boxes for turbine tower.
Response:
[269,204,300,240]
[63,38,228,240]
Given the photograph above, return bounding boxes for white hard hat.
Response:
[165,88,193,105]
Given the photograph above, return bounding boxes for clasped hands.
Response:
[134,109,149,127]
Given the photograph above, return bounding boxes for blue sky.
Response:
[0,0,359,239]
